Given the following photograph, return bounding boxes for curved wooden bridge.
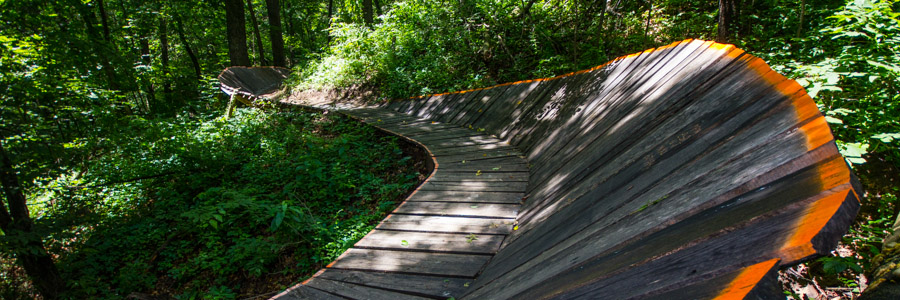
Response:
[219,39,862,299]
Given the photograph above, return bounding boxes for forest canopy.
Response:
[1,0,898,298]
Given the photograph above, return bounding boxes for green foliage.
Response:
[3,108,418,298]
[295,0,680,99]
[757,0,900,166]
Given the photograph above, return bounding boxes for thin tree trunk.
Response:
[224,0,252,66]
[796,0,805,37]
[266,0,286,67]
[160,16,171,106]
[644,0,653,45]
[362,0,374,26]
[97,0,111,41]
[77,2,119,89]
[0,144,65,299]
[246,0,267,65]
[173,13,202,79]
[717,0,740,42]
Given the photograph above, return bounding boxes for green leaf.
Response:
[825,116,844,124]
[873,133,900,143]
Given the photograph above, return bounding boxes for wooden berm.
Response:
[218,39,862,300]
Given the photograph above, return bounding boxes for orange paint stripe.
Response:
[392,39,703,102]
[713,258,780,300]
[779,188,851,261]
[798,117,836,152]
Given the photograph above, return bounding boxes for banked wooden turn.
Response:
[220,39,861,300]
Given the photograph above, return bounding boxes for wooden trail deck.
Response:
[272,108,526,299]
[219,39,861,300]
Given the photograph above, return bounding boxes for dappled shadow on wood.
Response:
[272,39,860,299]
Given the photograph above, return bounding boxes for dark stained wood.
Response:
[428,143,517,156]
[377,214,515,234]
[428,171,528,182]
[304,277,430,300]
[315,269,471,299]
[417,181,527,193]
[355,230,505,253]
[256,39,859,300]
[217,66,290,98]
[393,201,518,218]
[407,190,524,204]
[328,249,491,277]
[272,285,345,300]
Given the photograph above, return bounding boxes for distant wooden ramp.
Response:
[219,39,862,299]
[217,66,290,118]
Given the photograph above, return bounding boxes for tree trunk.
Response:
[362,0,374,26]
[796,0,805,37]
[76,1,119,89]
[246,0,267,65]
[716,0,740,43]
[224,0,252,66]
[97,0,111,41]
[265,0,286,67]
[173,13,202,79]
[159,16,171,106]
[0,143,65,299]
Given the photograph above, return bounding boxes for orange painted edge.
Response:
[712,258,780,300]
[396,39,702,101]
[779,188,852,262]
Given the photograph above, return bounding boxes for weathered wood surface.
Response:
[217,66,290,98]
[224,39,861,299]
[265,96,526,299]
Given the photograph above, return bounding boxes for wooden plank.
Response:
[420,93,462,120]
[314,269,471,299]
[428,143,518,156]
[410,94,445,117]
[361,115,422,125]
[509,188,856,300]
[377,214,515,234]
[457,86,511,127]
[407,130,485,143]
[436,157,529,172]
[498,78,565,142]
[443,89,486,124]
[408,190,524,204]
[432,147,521,157]
[524,40,715,178]
[417,181,527,193]
[304,277,429,300]
[418,135,506,148]
[479,82,544,135]
[434,151,523,163]
[328,248,491,277]
[385,124,461,137]
[433,91,478,124]
[393,201,519,218]
[471,151,853,297]
[272,285,344,300]
[490,99,815,281]
[428,171,528,182]
[515,45,759,223]
[355,230,505,253]
[466,182,856,299]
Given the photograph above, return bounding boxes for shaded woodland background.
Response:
[1,0,898,298]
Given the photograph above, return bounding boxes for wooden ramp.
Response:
[219,39,861,300]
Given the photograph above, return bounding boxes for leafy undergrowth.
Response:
[1,108,421,299]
